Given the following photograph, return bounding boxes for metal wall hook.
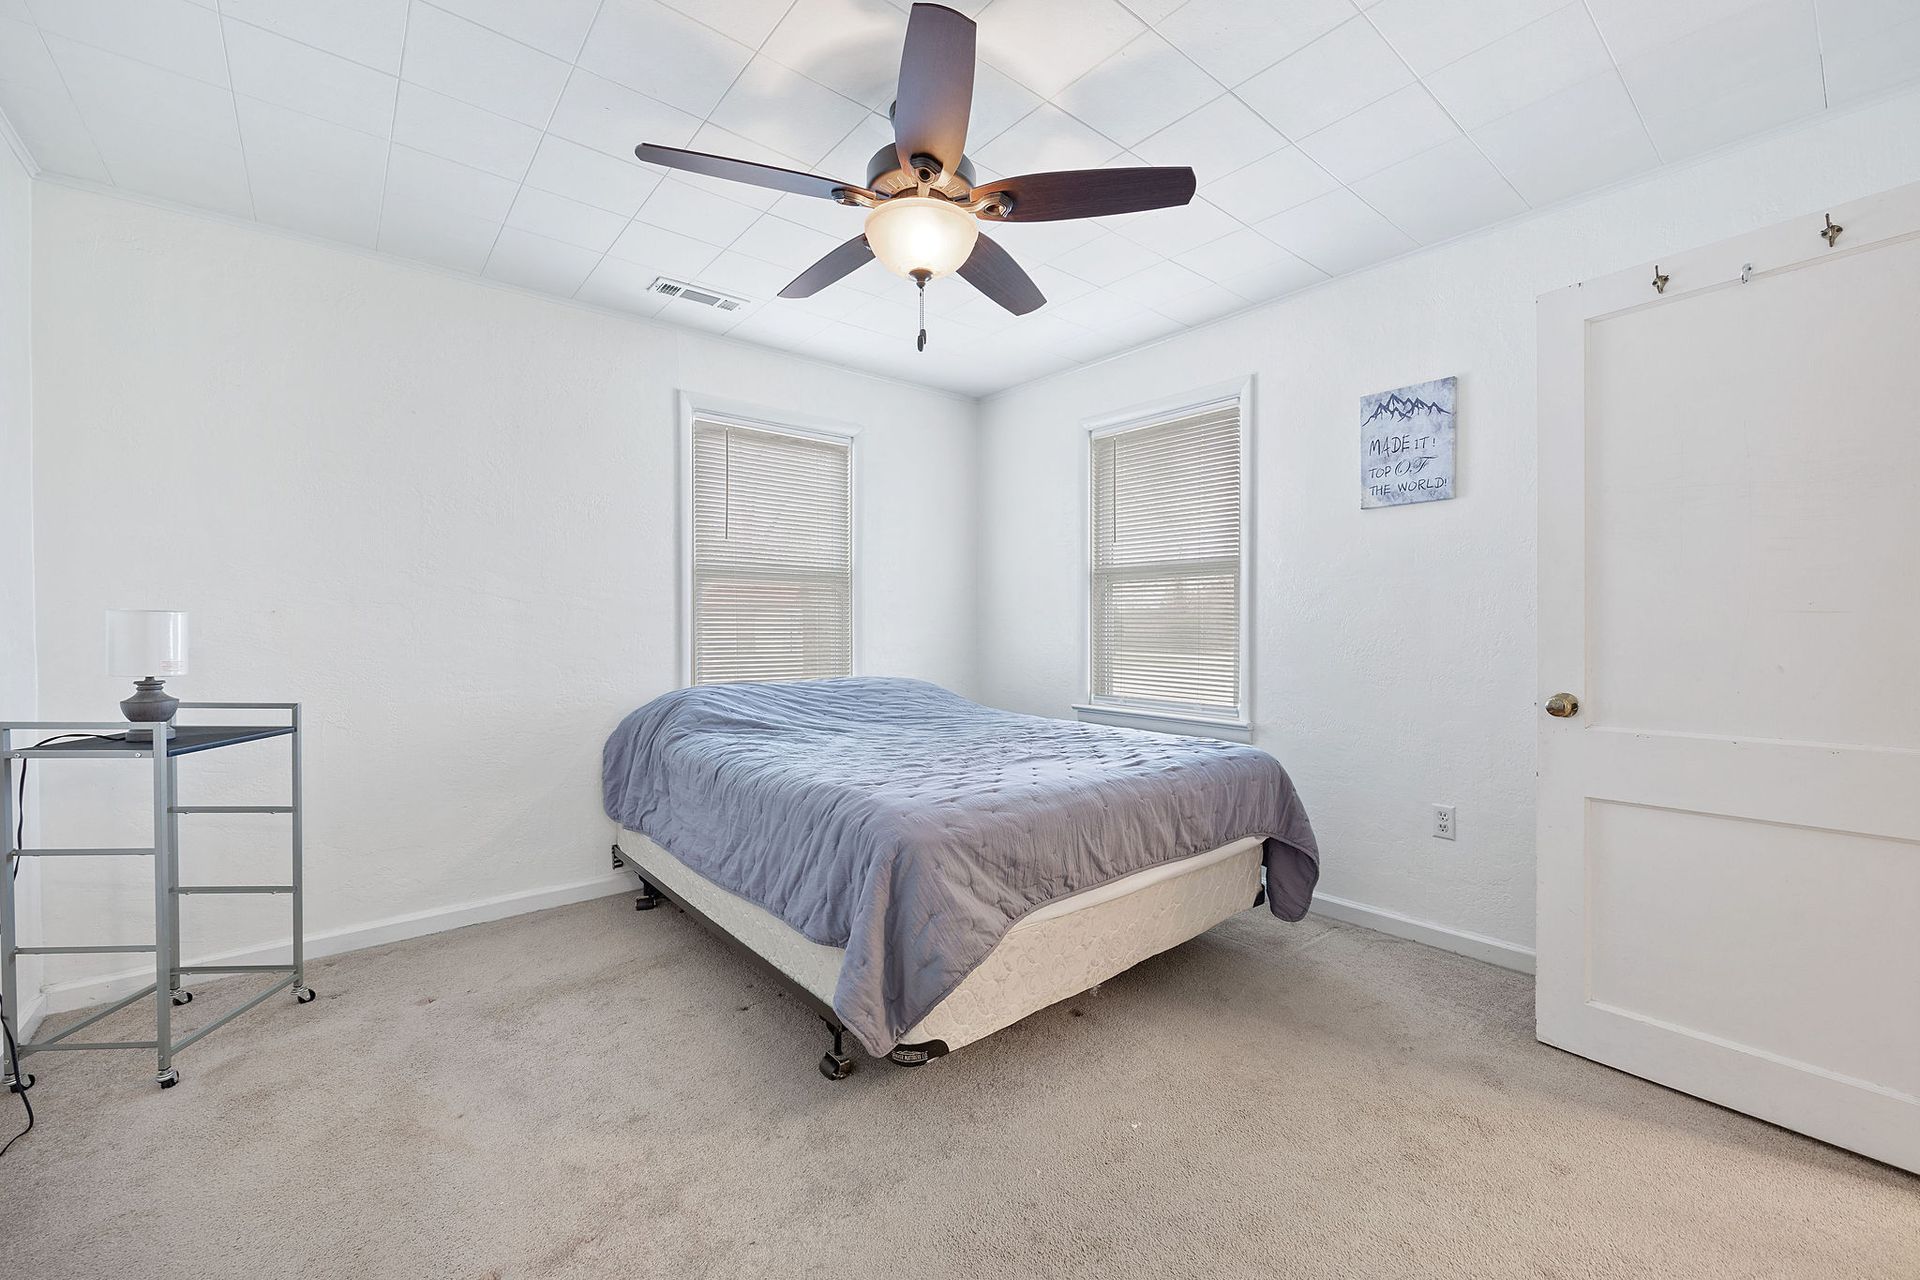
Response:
[1652,266,1669,294]
[1822,213,1844,247]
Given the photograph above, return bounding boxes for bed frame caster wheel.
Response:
[293,986,316,1004]
[819,1051,853,1080]
[156,1069,180,1089]
[635,878,663,911]
[171,989,193,1006]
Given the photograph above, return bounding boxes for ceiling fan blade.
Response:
[634,143,869,203]
[972,167,1198,222]
[957,233,1044,316]
[892,3,976,178]
[779,235,875,299]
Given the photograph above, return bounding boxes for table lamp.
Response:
[107,609,188,737]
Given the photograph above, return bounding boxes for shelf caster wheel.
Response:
[171,989,193,1006]
[5,1073,32,1094]
[819,1051,853,1080]
[293,986,316,1004]
[157,1069,180,1089]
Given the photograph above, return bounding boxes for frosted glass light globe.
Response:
[863,196,979,280]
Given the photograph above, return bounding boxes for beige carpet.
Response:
[2,895,1913,1279]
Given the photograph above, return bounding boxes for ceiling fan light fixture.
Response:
[863,196,978,281]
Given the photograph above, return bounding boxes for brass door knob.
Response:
[1545,693,1580,718]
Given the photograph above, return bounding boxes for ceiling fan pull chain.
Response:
[916,273,928,352]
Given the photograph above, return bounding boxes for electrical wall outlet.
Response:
[1432,804,1456,841]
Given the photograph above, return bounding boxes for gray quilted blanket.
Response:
[603,677,1319,1055]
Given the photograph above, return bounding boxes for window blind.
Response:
[690,418,853,685]
[1089,399,1243,717]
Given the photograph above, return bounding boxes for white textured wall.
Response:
[975,88,1920,956]
[0,140,38,1009]
[27,185,977,995]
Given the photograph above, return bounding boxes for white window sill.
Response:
[1072,703,1253,742]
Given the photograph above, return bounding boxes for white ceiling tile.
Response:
[1135,93,1287,188]
[1175,226,1327,294]
[0,82,112,180]
[378,199,501,273]
[728,213,847,272]
[219,0,410,76]
[429,0,601,60]
[1157,0,1357,87]
[658,0,797,48]
[973,102,1122,176]
[708,56,872,168]
[28,0,228,85]
[1044,284,1160,330]
[49,35,238,145]
[1116,0,1184,21]
[696,248,792,300]
[576,255,673,314]
[1203,145,1340,222]
[979,216,1102,265]
[762,0,906,111]
[1469,71,1659,205]
[728,305,834,348]
[1109,196,1238,256]
[1350,134,1525,242]
[236,95,387,245]
[1820,7,1920,105]
[1056,34,1223,149]
[0,0,31,19]
[506,186,630,253]
[1254,187,1415,274]
[1617,0,1818,125]
[766,188,867,236]
[1582,0,1760,62]
[634,179,762,247]
[93,121,253,216]
[392,83,540,179]
[1236,17,1413,140]
[1152,280,1246,325]
[1366,0,1564,77]
[548,70,700,161]
[976,0,1144,99]
[1105,257,1212,307]
[524,134,662,214]
[1423,4,1612,131]
[0,14,64,94]
[578,0,754,117]
[1295,84,1458,183]
[401,2,571,128]
[383,143,520,222]
[484,226,601,295]
[1815,0,1915,46]
[1638,60,1825,161]
[1050,229,1159,285]
[222,17,397,137]
[966,61,1045,148]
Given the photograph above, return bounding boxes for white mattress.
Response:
[616,828,1263,1055]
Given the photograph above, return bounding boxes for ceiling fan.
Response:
[635,2,1197,350]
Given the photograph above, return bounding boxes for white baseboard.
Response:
[36,870,634,1018]
[1310,892,1536,974]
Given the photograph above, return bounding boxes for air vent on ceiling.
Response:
[649,277,748,311]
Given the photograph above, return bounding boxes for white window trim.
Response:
[678,392,861,688]
[1078,376,1254,735]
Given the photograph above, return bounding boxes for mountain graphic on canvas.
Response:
[1363,393,1453,426]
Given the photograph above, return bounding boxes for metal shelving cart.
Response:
[0,702,313,1091]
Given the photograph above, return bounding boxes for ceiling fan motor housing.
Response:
[866,143,974,200]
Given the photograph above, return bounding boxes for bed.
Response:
[603,678,1319,1077]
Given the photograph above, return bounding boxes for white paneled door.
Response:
[1536,184,1920,1173]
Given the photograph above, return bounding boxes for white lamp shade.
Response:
[862,196,979,280]
[106,609,189,677]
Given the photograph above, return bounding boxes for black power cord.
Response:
[1,733,114,1158]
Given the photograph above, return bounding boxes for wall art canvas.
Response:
[1361,376,1456,508]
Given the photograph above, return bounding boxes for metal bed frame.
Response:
[1,703,313,1092]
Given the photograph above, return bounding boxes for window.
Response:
[1086,394,1247,723]
[688,415,853,685]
